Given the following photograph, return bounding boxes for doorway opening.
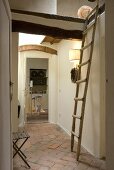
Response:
[25,58,49,123]
[17,32,58,127]
[17,33,53,126]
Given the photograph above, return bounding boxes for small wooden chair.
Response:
[13,131,30,168]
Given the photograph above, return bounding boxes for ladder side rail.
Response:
[76,5,99,160]
[86,6,98,20]
[71,20,88,151]
[71,36,85,151]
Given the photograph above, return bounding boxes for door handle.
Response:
[10,81,14,101]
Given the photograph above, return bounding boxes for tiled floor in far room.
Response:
[26,110,48,123]
[13,123,106,170]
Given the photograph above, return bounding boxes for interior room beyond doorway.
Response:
[25,58,49,123]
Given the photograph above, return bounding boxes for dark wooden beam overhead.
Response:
[11,9,85,23]
[41,36,61,44]
[19,45,57,55]
[12,20,83,39]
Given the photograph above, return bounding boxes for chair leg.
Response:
[13,145,30,168]
[13,142,26,158]
[13,138,28,158]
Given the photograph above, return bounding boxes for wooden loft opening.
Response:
[11,3,105,40]
[11,9,85,40]
[41,36,62,45]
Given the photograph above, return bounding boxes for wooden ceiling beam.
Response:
[41,36,61,44]
[11,9,84,23]
[12,20,83,39]
[19,45,57,55]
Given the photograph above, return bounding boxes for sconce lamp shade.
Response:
[69,49,80,62]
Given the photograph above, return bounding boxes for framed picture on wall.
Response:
[30,69,47,85]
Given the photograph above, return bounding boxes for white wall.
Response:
[57,13,105,158]
[57,40,81,133]
[0,0,12,169]
[48,54,58,123]
[99,13,105,158]
[18,51,27,127]
[9,0,57,14]
[11,32,18,132]
[18,50,58,126]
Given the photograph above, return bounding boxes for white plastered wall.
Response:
[18,51,26,127]
[57,40,82,134]
[57,13,105,157]
[18,50,58,126]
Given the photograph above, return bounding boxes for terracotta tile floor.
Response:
[26,111,48,123]
[13,123,106,170]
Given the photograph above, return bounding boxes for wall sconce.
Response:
[69,49,80,67]
[69,49,81,83]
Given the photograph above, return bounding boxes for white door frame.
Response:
[18,52,58,126]
[0,0,12,169]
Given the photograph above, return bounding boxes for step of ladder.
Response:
[71,0,99,161]
[74,97,84,101]
[71,131,80,138]
[86,6,98,19]
[76,78,87,84]
[78,59,90,67]
[83,22,95,35]
[81,41,93,51]
[72,115,82,120]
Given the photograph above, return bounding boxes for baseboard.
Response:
[57,122,71,136]
[56,122,99,158]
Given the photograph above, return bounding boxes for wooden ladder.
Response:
[71,0,99,161]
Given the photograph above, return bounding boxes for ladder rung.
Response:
[79,59,90,67]
[72,115,82,119]
[74,97,84,101]
[86,6,98,19]
[76,78,87,84]
[81,41,93,51]
[83,22,95,35]
[71,131,80,138]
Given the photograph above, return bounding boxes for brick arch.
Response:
[19,44,57,55]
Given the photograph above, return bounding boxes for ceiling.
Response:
[41,36,62,44]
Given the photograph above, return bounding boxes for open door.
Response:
[0,0,12,169]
